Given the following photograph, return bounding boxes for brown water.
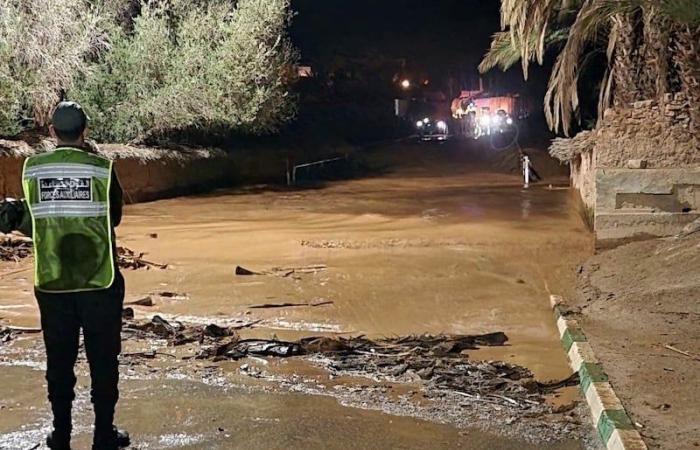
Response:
[0,142,594,448]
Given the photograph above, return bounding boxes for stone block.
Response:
[626,160,647,169]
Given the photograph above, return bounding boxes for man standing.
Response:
[0,102,130,450]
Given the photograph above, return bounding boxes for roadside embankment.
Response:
[0,138,293,203]
[572,220,700,449]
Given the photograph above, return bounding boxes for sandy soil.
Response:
[0,140,599,449]
[573,230,700,449]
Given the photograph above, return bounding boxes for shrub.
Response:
[0,0,298,142]
[0,0,106,135]
[74,0,298,143]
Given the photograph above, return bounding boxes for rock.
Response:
[633,100,654,109]
[626,159,648,169]
[126,296,154,307]
[678,218,700,237]
[122,307,135,320]
[235,266,259,276]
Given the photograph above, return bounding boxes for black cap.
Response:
[51,101,89,133]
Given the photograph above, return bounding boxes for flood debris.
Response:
[235,265,260,276]
[664,344,700,361]
[151,291,189,301]
[0,325,42,344]
[200,338,304,360]
[126,296,155,307]
[0,237,32,262]
[123,315,247,347]
[118,316,573,408]
[122,307,135,320]
[235,264,327,278]
[117,246,168,270]
[248,300,334,309]
[0,239,170,273]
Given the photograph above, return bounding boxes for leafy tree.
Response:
[74,0,298,143]
[479,0,700,135]
[0,0,298,142]
[0,0,106,135]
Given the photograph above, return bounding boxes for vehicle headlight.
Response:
[423,117,430,123]
[506,117,513,125]
[416,120,424,127]
[437,121,447,130]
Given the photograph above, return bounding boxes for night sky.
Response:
[290,0,547,96]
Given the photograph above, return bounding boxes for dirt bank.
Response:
[0,138,292,203]
[573,225,700,449]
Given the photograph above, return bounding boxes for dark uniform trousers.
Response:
[35,271,125,438]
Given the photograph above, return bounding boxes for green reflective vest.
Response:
[22,147,115,293]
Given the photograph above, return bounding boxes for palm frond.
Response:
[544,0,645,134]
[658,0,700,26]
[479,32,525,73]
[479,28,569,74]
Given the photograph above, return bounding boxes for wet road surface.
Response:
[0,141,595,449]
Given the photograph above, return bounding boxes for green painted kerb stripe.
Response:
[561,328,586,353]
[578,362,608,394]
[552,305,566,320]
[597,409,635,443]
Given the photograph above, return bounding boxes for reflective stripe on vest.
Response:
[29,201,109,219]
[22,148,115,293]
[23,163,111,179]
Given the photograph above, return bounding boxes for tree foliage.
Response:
[0,0,298,142]
[480,0,700,135]
[0,0,107,135]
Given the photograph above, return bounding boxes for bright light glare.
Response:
[437,120,447,130]
[401,79,411,89]
[506,117,513,125]
[480,116,490,126]
[423,117,430,123]
[490,116,498,125]
[416,120,424,127]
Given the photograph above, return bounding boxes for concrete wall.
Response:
[595,168,700,247]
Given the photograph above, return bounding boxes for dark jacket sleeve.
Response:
[0,200,32,237]
[110,168,123,228]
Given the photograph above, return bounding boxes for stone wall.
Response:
[570,146,596,213]
[595,94,699,169]
[551,95,699,246]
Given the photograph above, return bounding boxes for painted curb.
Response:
[550,295,647,450]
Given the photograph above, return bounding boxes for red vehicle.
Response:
[451,91,529,138]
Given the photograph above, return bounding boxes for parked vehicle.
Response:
[416,117,449,141]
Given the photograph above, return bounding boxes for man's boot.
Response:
[46,430,71,450]
[93,426,130,449]
[46,402,72,449]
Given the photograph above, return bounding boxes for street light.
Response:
[400,79,411,89]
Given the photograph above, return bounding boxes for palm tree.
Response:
[479,0,700,135]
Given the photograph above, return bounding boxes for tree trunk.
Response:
[674,26,700,133]
[611,15,643,106]
[640,7,670,100]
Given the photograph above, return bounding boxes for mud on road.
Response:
[0,141,598,449]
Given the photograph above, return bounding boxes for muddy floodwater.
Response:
[1,143,595,449]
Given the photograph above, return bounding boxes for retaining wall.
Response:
[554,95,700,246]
[595,168,700,247]
[0,140,289,203]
